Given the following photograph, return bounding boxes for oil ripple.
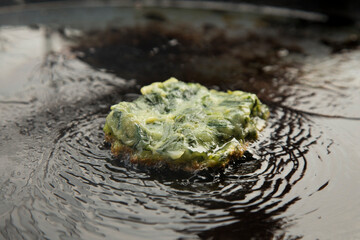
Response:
[27,104,324,239]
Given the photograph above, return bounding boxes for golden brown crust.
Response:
[105,133,247,171]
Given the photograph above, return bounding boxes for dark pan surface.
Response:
[0,2,359,239]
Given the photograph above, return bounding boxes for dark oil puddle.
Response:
[1,12,360,240]
[71,23,302,102]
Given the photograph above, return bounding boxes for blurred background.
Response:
[1,0,360,25]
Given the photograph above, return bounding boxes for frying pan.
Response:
[0,1,359,239]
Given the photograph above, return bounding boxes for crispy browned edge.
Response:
[105,133,247,171]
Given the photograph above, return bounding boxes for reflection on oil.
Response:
[1,15,360,240]
[26,100,312,240]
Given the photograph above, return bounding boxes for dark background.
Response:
[1,0,360,25]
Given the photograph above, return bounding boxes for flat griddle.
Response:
[0,2,359,239]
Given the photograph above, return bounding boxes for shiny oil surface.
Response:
[0,3,359,240]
